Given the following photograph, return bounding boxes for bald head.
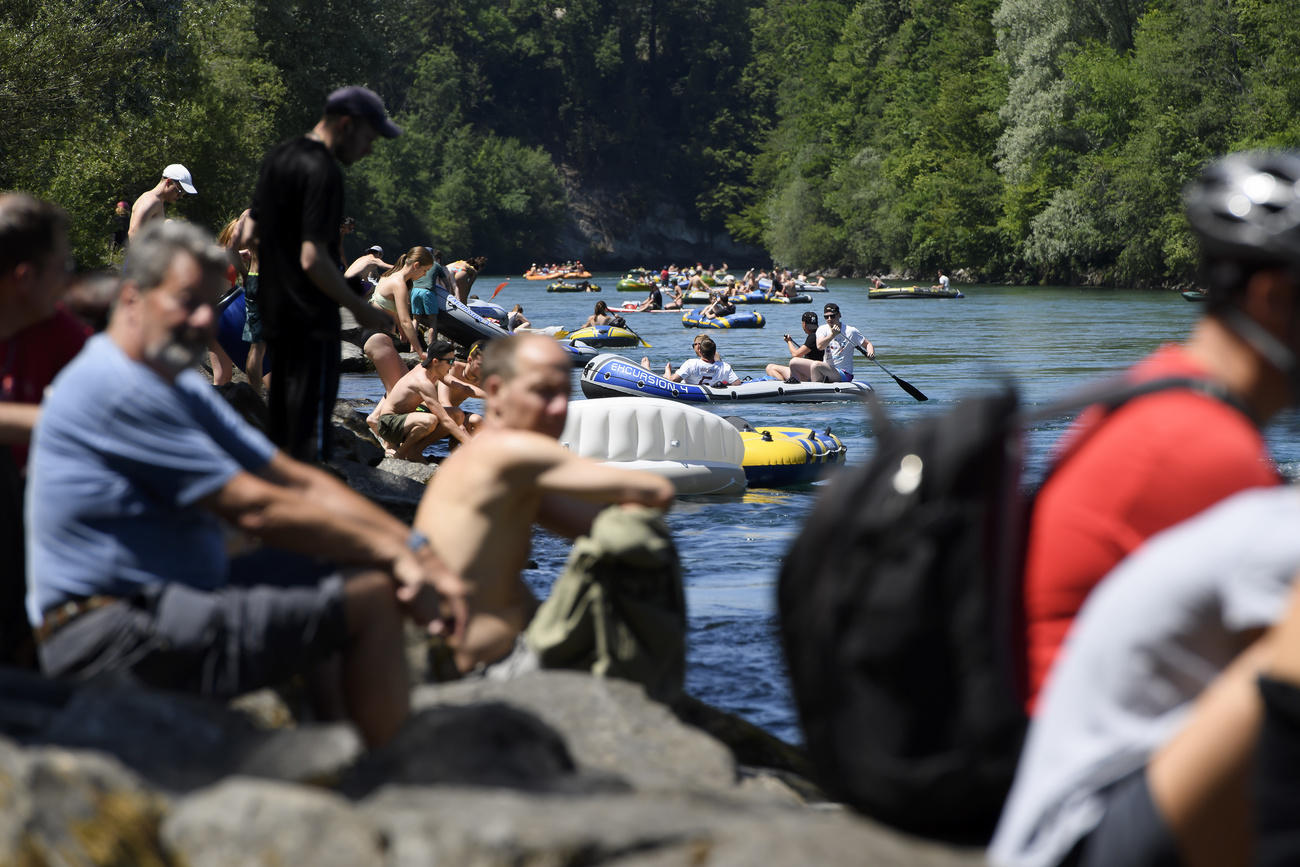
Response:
[482,334,572,437]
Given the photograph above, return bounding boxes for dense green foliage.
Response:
[2,0,1298,284]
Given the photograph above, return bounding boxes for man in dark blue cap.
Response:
[241,85,401,462]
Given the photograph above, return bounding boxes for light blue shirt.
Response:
[25,335,276,623]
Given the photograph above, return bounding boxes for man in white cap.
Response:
[241,85,401,462]
[127,163,197,239]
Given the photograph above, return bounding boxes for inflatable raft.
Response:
[1181,290,1208,302]
[726,417,847,487]
[559,397,747,495]
[429,285,510,348]
[547,281,590,292]
[565,324,645,348]
[682,308,765,329]
[468,299,508,325]
[580,354,872,403]
[215,288,270,375]
[868,285,964,299]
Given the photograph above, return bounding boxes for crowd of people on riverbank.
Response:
[7,83,1300,864]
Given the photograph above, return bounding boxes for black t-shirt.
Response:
[648,286,662,309]
[802,331,825,361]
[251,136,345,338]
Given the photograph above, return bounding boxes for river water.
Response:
[340,276,1300,745]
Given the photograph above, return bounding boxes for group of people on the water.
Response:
[524,260,588,279]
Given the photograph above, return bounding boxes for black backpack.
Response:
[777,376,1243,845]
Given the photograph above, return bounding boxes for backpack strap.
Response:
[1017,375,1252,428]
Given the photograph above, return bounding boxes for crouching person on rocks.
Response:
[25,221,466,748]
[413,334,687,702]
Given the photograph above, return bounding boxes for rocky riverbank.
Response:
[0,663,985,865]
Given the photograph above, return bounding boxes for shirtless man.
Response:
[366,339,472,460]
[442,340,487,431]
[127,164,196,239]
[412,334,676,677]
[344,245,391,288]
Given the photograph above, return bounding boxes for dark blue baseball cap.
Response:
[324,86,402,138]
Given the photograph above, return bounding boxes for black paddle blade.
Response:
[893,375,928,402]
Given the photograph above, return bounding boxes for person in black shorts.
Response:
[242,86,400,462]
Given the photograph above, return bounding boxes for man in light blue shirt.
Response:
[26,221,465,747]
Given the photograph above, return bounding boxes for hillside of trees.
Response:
[3,0,1298,286]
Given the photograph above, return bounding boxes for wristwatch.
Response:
[407,529,431,552]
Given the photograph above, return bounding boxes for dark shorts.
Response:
[241,274,263,343]
[1063,770,1179,867]
[37,548,347,699]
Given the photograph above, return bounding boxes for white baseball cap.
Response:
[163,163,197,195]
[366,244,384,255]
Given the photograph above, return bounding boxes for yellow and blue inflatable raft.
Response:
[729,418,847,487]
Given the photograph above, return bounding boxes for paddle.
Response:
[489,280,509,300]
[858,346,928,401]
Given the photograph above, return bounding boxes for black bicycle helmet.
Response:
[1185,150,1300,268]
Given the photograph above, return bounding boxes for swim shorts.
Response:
[409,287,438,317]
[376,410,429,446]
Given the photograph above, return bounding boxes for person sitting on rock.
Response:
[366,339,475,461]
[413,335,685,699]
[25,221,464,749]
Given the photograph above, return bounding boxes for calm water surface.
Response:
[341,275,1300,744]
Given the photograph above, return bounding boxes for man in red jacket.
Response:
[1021,151,1300,711]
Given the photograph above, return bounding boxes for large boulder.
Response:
[414,671,737,793]
[0,736,170,865]
[362,786,987,867]
[163,778,385,867]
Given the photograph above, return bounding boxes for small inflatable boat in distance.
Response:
[725,416,847,487]
[559,396,747,495]
[580,353,872,403]
[868,285,964,299]
[565,324,645,348]
[681,308,766,329]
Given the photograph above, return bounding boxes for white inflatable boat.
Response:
[559,397,747,495]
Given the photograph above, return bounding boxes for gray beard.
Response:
[147,339,203,376]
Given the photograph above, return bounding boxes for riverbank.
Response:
[0,661,986,865]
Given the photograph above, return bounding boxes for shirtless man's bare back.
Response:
[413,334,675,675]
[366,339,472,460]
[128,164,196,239]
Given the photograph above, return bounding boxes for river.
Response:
[340,276,1300,745]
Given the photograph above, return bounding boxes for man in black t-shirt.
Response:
[764,310,823,382]
[244,86,400,461]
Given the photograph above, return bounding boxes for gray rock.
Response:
[414,671,737,793]
[327,459,427,520]
[363,786,986,867]
[339,339,369,372]
[376,456,438,484]
[341,701,626,798]
[39,680,362,793]
[0,735,171,864]
[163,777,385,867]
